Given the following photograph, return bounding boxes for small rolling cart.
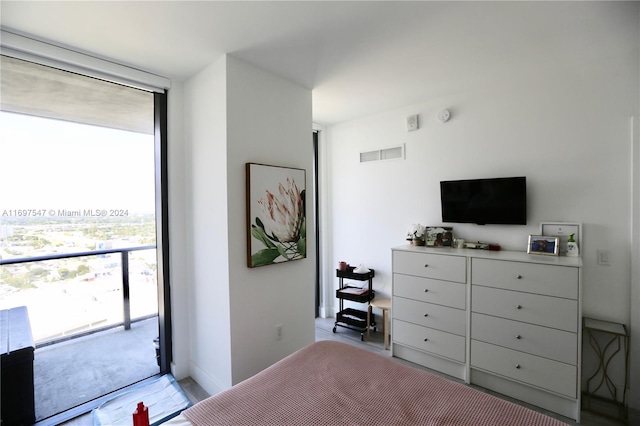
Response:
[333,268,375,340]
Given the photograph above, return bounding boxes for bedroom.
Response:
[1,1,638,424]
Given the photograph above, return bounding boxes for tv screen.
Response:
[440,177,526,225]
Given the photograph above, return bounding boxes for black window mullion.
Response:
[154,91,172,374]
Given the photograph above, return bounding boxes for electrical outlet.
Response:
[275,324,283,340]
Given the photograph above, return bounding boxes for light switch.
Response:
[597,250,610,265]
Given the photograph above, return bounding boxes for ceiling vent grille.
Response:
[360,144,405,164]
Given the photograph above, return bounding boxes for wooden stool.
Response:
[367,298,391,349]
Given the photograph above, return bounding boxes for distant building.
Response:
[0,225,14,239]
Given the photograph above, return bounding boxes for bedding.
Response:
[173,340,568,425]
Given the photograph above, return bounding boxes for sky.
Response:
[0,111,156,216]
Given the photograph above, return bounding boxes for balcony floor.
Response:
[34,317,159,422]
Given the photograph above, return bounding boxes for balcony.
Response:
[0,246,162,423]
[34,317,159,421]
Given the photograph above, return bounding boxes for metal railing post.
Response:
[122,250,131,330]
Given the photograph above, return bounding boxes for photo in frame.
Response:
[425,226,454,247]
[527,235,560,256]
[246,163,306,268]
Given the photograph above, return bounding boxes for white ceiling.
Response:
[0,1,633,125]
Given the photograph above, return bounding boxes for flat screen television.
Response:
[440,176,526,225]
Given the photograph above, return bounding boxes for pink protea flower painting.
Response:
[258,178,304,243]
[248,163,306,267]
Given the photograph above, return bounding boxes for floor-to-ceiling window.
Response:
[0,50,171,423]
[313,130,320,318]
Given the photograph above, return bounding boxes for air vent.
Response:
[360,150,380,162]
[381,146,403,160]
[359,144,405,164]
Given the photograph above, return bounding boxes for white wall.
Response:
[179,55,314,393]
[225,56,315,383]
[183,56,233,393]
[631,114,640,419]
[631,9,640,415]
[167,81,190,381]
[324,5,639,408]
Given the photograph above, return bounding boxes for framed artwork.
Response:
[540,222,581,256]
[425,226,453,247]
[527,235,560,256]
[246,163,306,268]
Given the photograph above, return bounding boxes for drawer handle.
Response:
[515,364,521,369]
[516,275,522,279]
[424,289,429,293]
[515,334,521,340]
[424,313,429,317]
[516,305,522,310]
[424,264,429,268]
[423,338,428,342]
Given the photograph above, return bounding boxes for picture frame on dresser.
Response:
[540,222,581,256]
[527,235,559,256]
[425,226,453,247]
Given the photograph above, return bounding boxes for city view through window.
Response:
[0,111,158,344]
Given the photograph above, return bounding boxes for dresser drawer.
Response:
[471,340,577,398]
[393,274,466,309]
[472,286,577,332]
[393,251,466,283]
[394,297,466,336]
[393,319,465,363]
[471,313,576,365]
[472,258,578,299]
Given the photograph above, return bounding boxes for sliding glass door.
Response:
[0,55,171,422]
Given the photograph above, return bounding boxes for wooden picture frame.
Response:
[527,235,560,256]
[246,163,306,268]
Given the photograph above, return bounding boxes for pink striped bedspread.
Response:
[182,340,567,425]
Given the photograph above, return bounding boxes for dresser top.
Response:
[392,244,583,267]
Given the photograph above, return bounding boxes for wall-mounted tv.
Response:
[440,177,526,225]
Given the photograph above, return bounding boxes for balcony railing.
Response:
[0,245,157,346]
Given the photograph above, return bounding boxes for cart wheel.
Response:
[373,326,377,333]
[360,333,365,341]
[332,326,337,333]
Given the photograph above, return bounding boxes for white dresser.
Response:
[392,249,468,380]
[391,245,582,421]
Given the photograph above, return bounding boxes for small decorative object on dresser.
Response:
[527,235,559,256]
[426,226,453,247]
[407,223,426,246]
[566,233,579,257]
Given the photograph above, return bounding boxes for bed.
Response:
[167,340,568,425]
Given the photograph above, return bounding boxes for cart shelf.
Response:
[333,268,375,340]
